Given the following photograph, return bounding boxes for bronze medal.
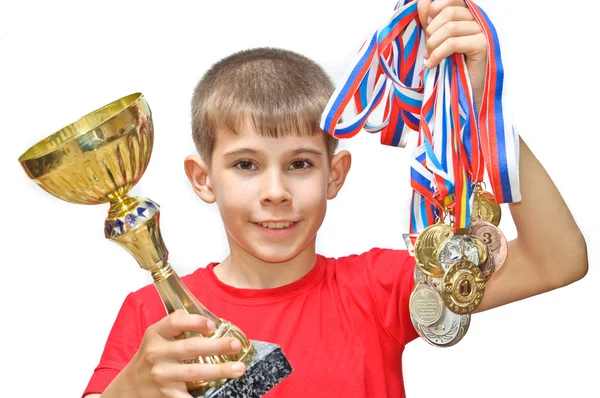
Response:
[470,218,508,276]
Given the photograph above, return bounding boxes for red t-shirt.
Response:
[83,248,418,397]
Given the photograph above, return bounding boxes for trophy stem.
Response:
[105,194,257,395]
[151,264,221,324]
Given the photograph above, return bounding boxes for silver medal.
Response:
[413,306,470,347]
[409,280,444,326]
[438,235,479,272]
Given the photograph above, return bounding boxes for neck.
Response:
[214,237,317,289]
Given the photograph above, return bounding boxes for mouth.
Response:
[253,221,297,229]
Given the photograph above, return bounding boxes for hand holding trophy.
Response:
[18,93,292,397]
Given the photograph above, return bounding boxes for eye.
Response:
[288,159,313,171]
[234,160,257,171]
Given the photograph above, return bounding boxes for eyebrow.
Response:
[222,147,324,159]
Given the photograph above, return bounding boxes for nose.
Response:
[260,168,292,206]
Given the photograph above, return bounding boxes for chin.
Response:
[249,247,302,264]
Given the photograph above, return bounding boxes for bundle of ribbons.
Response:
[320,0,521,347]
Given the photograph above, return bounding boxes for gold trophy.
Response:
[18,93,292,397]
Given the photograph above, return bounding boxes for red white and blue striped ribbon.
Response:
[320,0,520,234]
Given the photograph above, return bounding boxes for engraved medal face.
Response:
[409,281,444,326]
[470,219,508,276]
[471,190,502,226]
[414,223,453,278]
[438,235,479,272]
[442,260,486,314]
[412,306,466,347]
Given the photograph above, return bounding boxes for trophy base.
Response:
[191,340,293,398]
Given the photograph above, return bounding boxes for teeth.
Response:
[259,221,294,229]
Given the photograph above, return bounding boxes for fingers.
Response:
[426,6,474,36]
[418,0,467,29]
[425,33,486,68]
[151,361,247,385]
[420,2,484,69]
[417,0,433,27]
[426,20,482,56]
[428,0,468,21]
[153,310,217,339]
[163,337,243,361]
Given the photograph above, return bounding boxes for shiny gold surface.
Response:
[18,93,256,395]
[471,236,489,265]
[414,222,453,278]
[19,93,153,205]
[471,186,502,226]
[442,260,486,314]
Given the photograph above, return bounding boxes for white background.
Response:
[1,0,598,397]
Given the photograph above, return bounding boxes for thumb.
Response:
[417,0,433,28]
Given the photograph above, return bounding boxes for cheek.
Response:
[214,179,254,218]
[293,178,328,210]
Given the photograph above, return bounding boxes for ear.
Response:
[327,150,352,200]
[184,155,216,204]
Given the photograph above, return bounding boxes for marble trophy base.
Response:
[194,341,293,398]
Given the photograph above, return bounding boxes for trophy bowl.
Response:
[19,93,153,205]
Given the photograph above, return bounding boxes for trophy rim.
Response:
[18,92,145,163]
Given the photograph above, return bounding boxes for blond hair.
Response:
[191,47,339,166]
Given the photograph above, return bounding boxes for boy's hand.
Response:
[417,0,487,108]
[118,310,246,398]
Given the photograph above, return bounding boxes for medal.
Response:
[437,234,480,272]
[442,260,486,314]
[470,218,508,277]
[414,221,453,278]
[471,185,502,227]
[412,306,470,347]
[471,235,489,265]
[409,280,444,326]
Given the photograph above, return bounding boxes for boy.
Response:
[84,1,588,397]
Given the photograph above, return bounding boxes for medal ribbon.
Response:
[320,0,520,233]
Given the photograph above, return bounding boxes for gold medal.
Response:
[442,260,486,315]
[471,185,502,227]
[471,235,489,265]
[414,221,453,279]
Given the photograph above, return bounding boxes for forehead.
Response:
[213,121,328,156]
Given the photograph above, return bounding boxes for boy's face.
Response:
[185,120,351,264]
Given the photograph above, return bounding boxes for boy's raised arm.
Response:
[472,137,587,313]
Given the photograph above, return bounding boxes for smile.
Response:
[255,221,296,229]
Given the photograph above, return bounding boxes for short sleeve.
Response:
[82,293,150,397]
[363,248,419,346]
